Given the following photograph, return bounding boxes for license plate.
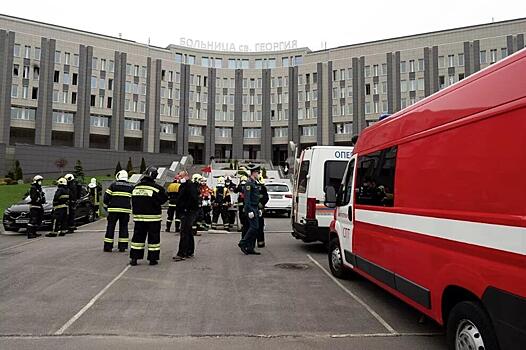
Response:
[16,219,29,224]
[270,194,282,199]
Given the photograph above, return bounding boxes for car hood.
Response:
[7,202,53,212]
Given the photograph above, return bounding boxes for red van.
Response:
[324,48,526,350]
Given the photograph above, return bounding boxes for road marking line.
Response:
[54,265,130,335]
[307,254,397,335]
[0,237,45,253]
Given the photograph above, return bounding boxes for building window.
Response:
[92,57,98,70]
[381,81,387,94]
[479,50,487,64]
[381,63,387,75]
[364,66,371,78]
[272,127,288,138]
[400,61,406,73]
[243,128,261,139]
[282,57,289,67]
[400,80,407,93]
[91,76,97,89]
[501,48,508,59]
[90,115,110,127]
[73,54,79,67]
[109,60,115,73]
[418,59,425,71]
[11,106,36,120]
[408,60,415,73]
[124,118,142,131]
[490,49,497,63]
[34,47,41,60]
[458,53,464,66]
[23,66,30,79]
[409,79,416,91]
[53,90,59,102]
[364,102,371,114]
[90,95,96,107]
[32,87,39,100]
[13,44,21,57]
[448,55,455,68]
[24,45,31,59]
[417,78,424,91]
[11,85,18,98]
[301,126,316,137]
[189,126,202,136]
[215,128,232,138]
[22,86,28,99]
[161,123,174,134]
[53,111,74,124]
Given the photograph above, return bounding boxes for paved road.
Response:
[0,214,446,349]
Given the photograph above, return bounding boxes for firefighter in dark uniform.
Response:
[64,173,78,233]
[235,175,248,238]
[88,177,102,218]
[129,167,168,266]
[211,177,231,230]
[257,175,269,248]
[103,170,133,252]
[27,175,45,239]
[224,176,237,228]
[165,176,181,232]
[237,165,262,255]
[46,177,69,237]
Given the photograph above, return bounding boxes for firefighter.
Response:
[64,173,78,233]
[165,175,181,233]
[103,170,133,252]
[191,173,203,236]
[235,175,248,238]
[200,177,213,230]
[237,164,262,255]
[173,171,200,261]
[88,177,102,218]
[46,177,69,237]
[27,175,46,239]
[129,166,168,266]
[257,175,270,248]
[211,177,230,230]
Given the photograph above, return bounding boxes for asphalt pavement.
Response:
[0,213,446,349]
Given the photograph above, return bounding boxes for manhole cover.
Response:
[275,263,311,270]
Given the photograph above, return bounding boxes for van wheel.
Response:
[446,301,499,350]
[328,237,348,279]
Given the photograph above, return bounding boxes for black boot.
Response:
[149,260,158,266]
[130,259,138,266]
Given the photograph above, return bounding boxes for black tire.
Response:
[446,301,499,350]
[328,237,349,279]
[86,206,96,223]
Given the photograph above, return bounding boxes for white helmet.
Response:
[116,170,128,181]
[33,175,43,183]
[57,177,67,186]
[64,173,74,181]
[192,173,202,183]
[217,176,225,186]
[88,178,97,188]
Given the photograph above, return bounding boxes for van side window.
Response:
[297,160,310,193]
[355,146,397,206]
[341,159,355,206]
[324,160,348,194]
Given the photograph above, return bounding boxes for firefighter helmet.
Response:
[144,166,158,180]
[33,175,43,183]
[57,178,67,186]
[192,173,202,183]
[217,176,225,185]
[116,170,128,181]
[64,173,74,181]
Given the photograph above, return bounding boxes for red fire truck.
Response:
[324,48,526,350]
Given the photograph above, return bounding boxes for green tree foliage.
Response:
[115,161,122,175]
[73,160,85,183]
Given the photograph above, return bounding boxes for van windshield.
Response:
[324,160,348,194]
[297,160,310,193]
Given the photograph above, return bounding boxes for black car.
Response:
[2,185,97,232]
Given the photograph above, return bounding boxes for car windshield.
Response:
[22,187,56,203]
[266,184,289,193]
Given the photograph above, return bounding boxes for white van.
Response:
[291,146,353,244]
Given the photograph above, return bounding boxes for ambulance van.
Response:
[324,49,526,350]
[292,146,353,244]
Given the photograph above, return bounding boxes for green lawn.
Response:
[0,176,113,220]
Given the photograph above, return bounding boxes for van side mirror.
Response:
[324,186,337,208]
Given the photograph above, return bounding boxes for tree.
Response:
[115,161,122,175]
[73,160,85,183]
[126,157,134,175]
[14,160,23,181]
[140,157,146,173]
[55,158,68,175]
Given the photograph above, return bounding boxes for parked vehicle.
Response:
[3,185,97,232]
[264,182,292,217]
[325,49,526,350]
[292,146,353,243]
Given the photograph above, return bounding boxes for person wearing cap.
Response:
[64,173,78,233]
[103,170,133,252]
[224,176,237,229]
[27,175,46,239]
[88,177,102,218]
[165,175,181,233]
[129,166,168,266]
[256,175,269,248]
[46,177,69,237]
[173,171,200,261]
[237,164,262,255]
[191,173,203,236]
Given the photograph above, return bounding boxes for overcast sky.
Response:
[2,0,524,51]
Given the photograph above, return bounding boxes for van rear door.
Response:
[294,157,310,227]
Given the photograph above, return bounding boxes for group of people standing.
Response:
[27,173,83,239]
[27,163,270,264]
